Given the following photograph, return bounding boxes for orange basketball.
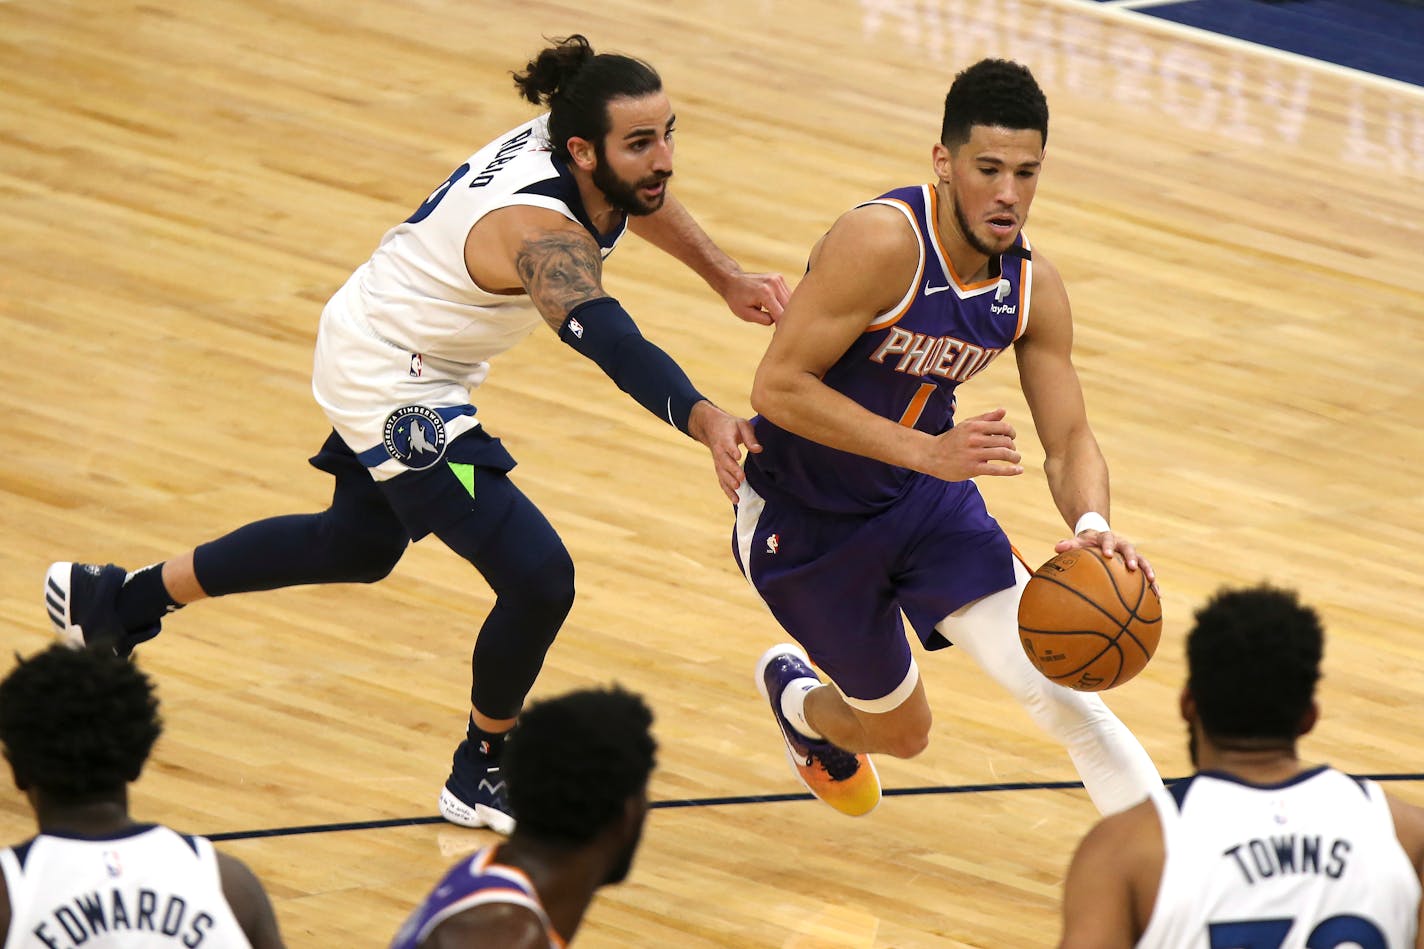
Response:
[1018,548,1161,691]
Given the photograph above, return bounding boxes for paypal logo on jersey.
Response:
[991,278,1016,315]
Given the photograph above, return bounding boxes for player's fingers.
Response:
[969,418,1016,440]
[718,466,744,501]
[1098,531,1118,559]
[975,433,1018,451]
[774,276,791,306]
[1134,552,1157,588]
[738,419,762,453]
[979,461,1024,477]
[1054,533,1096,553]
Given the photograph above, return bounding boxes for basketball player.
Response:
[390,686,655,948]
[1058,586,1424,948]
[42,35,788,834]
[740,58,1161,818]
[0,644,284,948]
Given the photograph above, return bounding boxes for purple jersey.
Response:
[389,846,563,949]
[745,183,1033,514]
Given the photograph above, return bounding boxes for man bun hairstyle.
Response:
[511,34,663,161]
[0,645,163,800]
[941,58,1049,150]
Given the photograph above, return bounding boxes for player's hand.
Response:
[1055,531,1160,596]
[923,407,1023,481]
[687,401,762,501]
[721,270,790,325]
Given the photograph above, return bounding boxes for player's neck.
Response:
[33,793,136,838]
[1198,742,1309,785]
[573,171,628,238]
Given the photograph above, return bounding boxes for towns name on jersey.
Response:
[1223,834,1351,886]
[870,327,1000,383]
[30,887,221,948]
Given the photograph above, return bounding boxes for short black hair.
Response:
[512,35,664,162]
[940,58,1048,150]
[0,645,162,800]
[504,686,656,844]
[1187,585,1323,742]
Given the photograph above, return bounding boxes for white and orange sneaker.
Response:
[755,643,880,817]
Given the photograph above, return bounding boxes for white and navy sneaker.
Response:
[439,739,515,835]
[44,562,160,657]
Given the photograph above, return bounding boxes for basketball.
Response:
[1018,548,1161,691]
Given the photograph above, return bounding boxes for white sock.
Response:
[780,677,824,739]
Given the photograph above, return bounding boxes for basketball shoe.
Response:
[439,739,515,835]
[44,562,162,657]
[755,643,880,817]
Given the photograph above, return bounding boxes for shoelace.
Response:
[808,741,860,781]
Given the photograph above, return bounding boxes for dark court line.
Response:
[206,773,1424,842]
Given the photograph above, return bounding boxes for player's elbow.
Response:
[749,365,799,425]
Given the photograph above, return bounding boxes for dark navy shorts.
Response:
[733,473,1016,707]
[310,426,517,542]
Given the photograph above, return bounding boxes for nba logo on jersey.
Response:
[409,353,423,377]
[382,405,448,469]
[766,534,780,555]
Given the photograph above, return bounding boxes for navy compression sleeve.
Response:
[558,296,706,435]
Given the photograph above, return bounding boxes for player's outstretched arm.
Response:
[628,192,789,324]
[476,207,757,495]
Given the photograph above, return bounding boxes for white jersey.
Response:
[1139,766,1420,949]
[312,113,628,478]
[0,824,251,949]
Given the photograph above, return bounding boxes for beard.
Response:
[950,186,1011,256]
[603,820,645,885]
[592,148,670,217]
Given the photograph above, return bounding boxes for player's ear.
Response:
[931,142,953,182]
[1297,701,1318,738]
[1179,688,1195,725]
[567,136,598,171]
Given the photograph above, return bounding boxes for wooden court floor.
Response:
[3,0,1423,945]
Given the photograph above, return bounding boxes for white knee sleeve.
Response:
[936,559,1162,815]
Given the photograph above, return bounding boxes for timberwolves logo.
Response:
[383,405,447,469]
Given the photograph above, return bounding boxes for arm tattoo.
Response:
[515,230,605,331]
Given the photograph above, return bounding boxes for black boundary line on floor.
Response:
[206,773,1424,842]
